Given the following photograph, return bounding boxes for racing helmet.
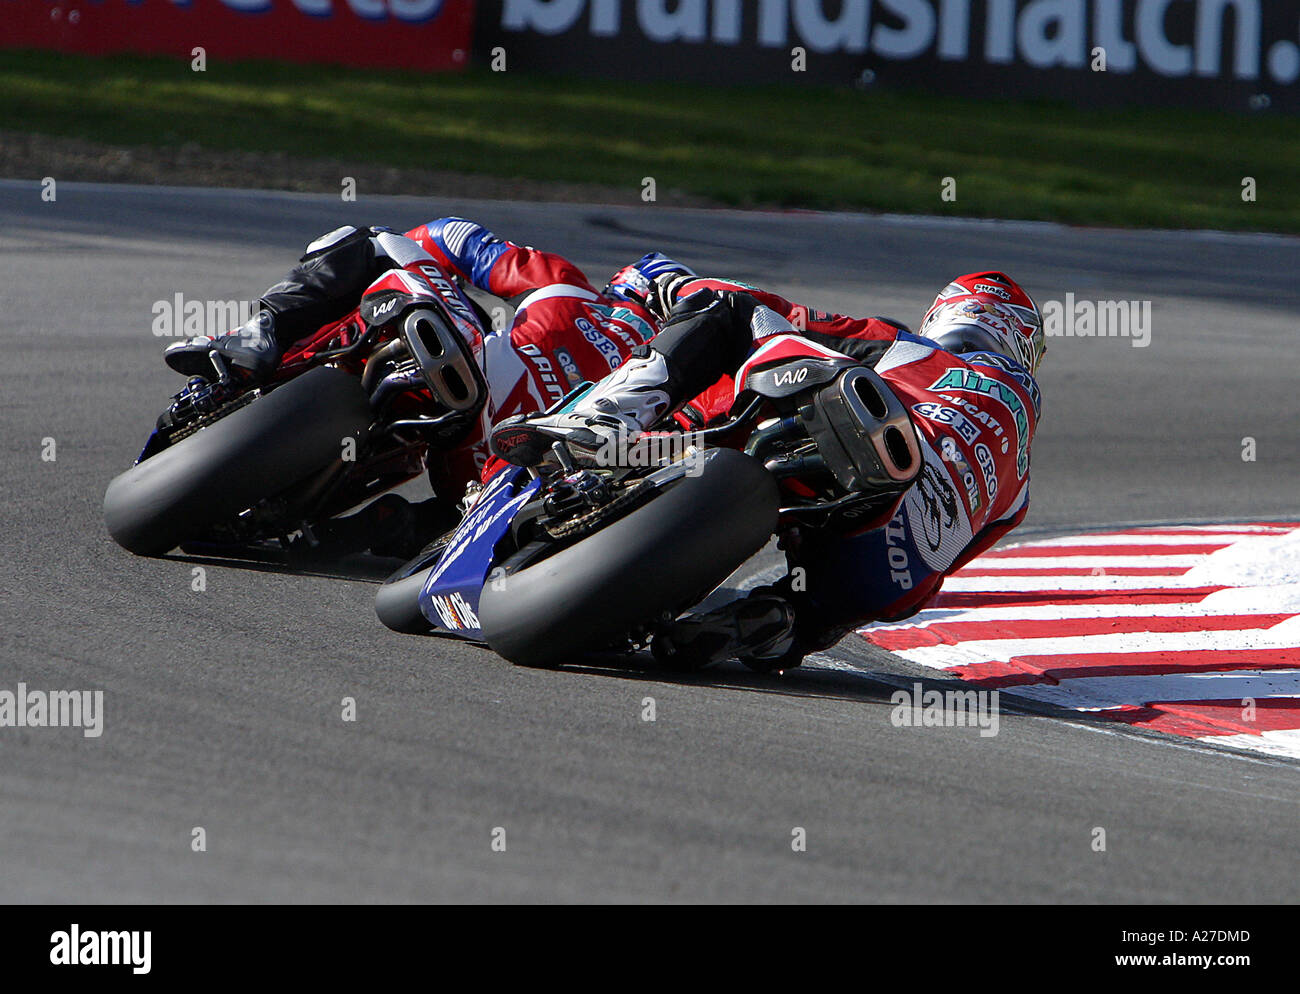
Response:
[920,271,1045,375]
[604,252,697,311]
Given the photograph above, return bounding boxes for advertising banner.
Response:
[479,1,1300,113]
[1,0,477,72]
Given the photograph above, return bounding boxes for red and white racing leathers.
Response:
[656,277,1041,632]
[403,218,660,492]
[271,218,1039,636]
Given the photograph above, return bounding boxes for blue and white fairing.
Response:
[418,466,541,638]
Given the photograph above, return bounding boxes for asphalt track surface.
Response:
[1,181,1298,903]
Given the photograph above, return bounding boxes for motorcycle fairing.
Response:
[417,465,541,638]
[732,335,855,403]
[136,429,164,464]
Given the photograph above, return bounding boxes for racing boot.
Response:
[163,223,399,383]
[164,309,282,383]
[489,350,678,468]
[652,595,797,672]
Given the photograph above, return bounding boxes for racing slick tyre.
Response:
[375,556,440,635]
[103,367,373,557]
[478,448,780,668]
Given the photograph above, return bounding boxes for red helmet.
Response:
[920,271,1045,374]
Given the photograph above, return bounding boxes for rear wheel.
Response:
[478,449,780,668]
[104,367,373,556]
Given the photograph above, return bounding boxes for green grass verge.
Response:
[1,50,1295,232]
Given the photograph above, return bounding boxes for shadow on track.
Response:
[159,548,405,583]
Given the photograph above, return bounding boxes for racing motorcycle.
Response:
[375,335,922,668]
[103,266,493,560]
[105,264,920,669]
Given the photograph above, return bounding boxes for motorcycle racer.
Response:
[160,221,1043,673]
[490,271,1045,671]
[162,218,691,552]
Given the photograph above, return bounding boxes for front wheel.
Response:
[375,540,447,635]
[477,448,780,668]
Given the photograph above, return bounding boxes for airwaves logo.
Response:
[929,367,1032,479]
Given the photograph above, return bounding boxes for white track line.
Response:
[896,623,1300,669]
[1140,524,1296,533]
[1001,532,1283,548]
[957,554,1206,571]
[864,591,1300,629]
[1002,669,1300,710]
[942,573,1226,591]
[1208,729,1300,760]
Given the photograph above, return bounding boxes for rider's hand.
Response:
[644,272,698,322]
